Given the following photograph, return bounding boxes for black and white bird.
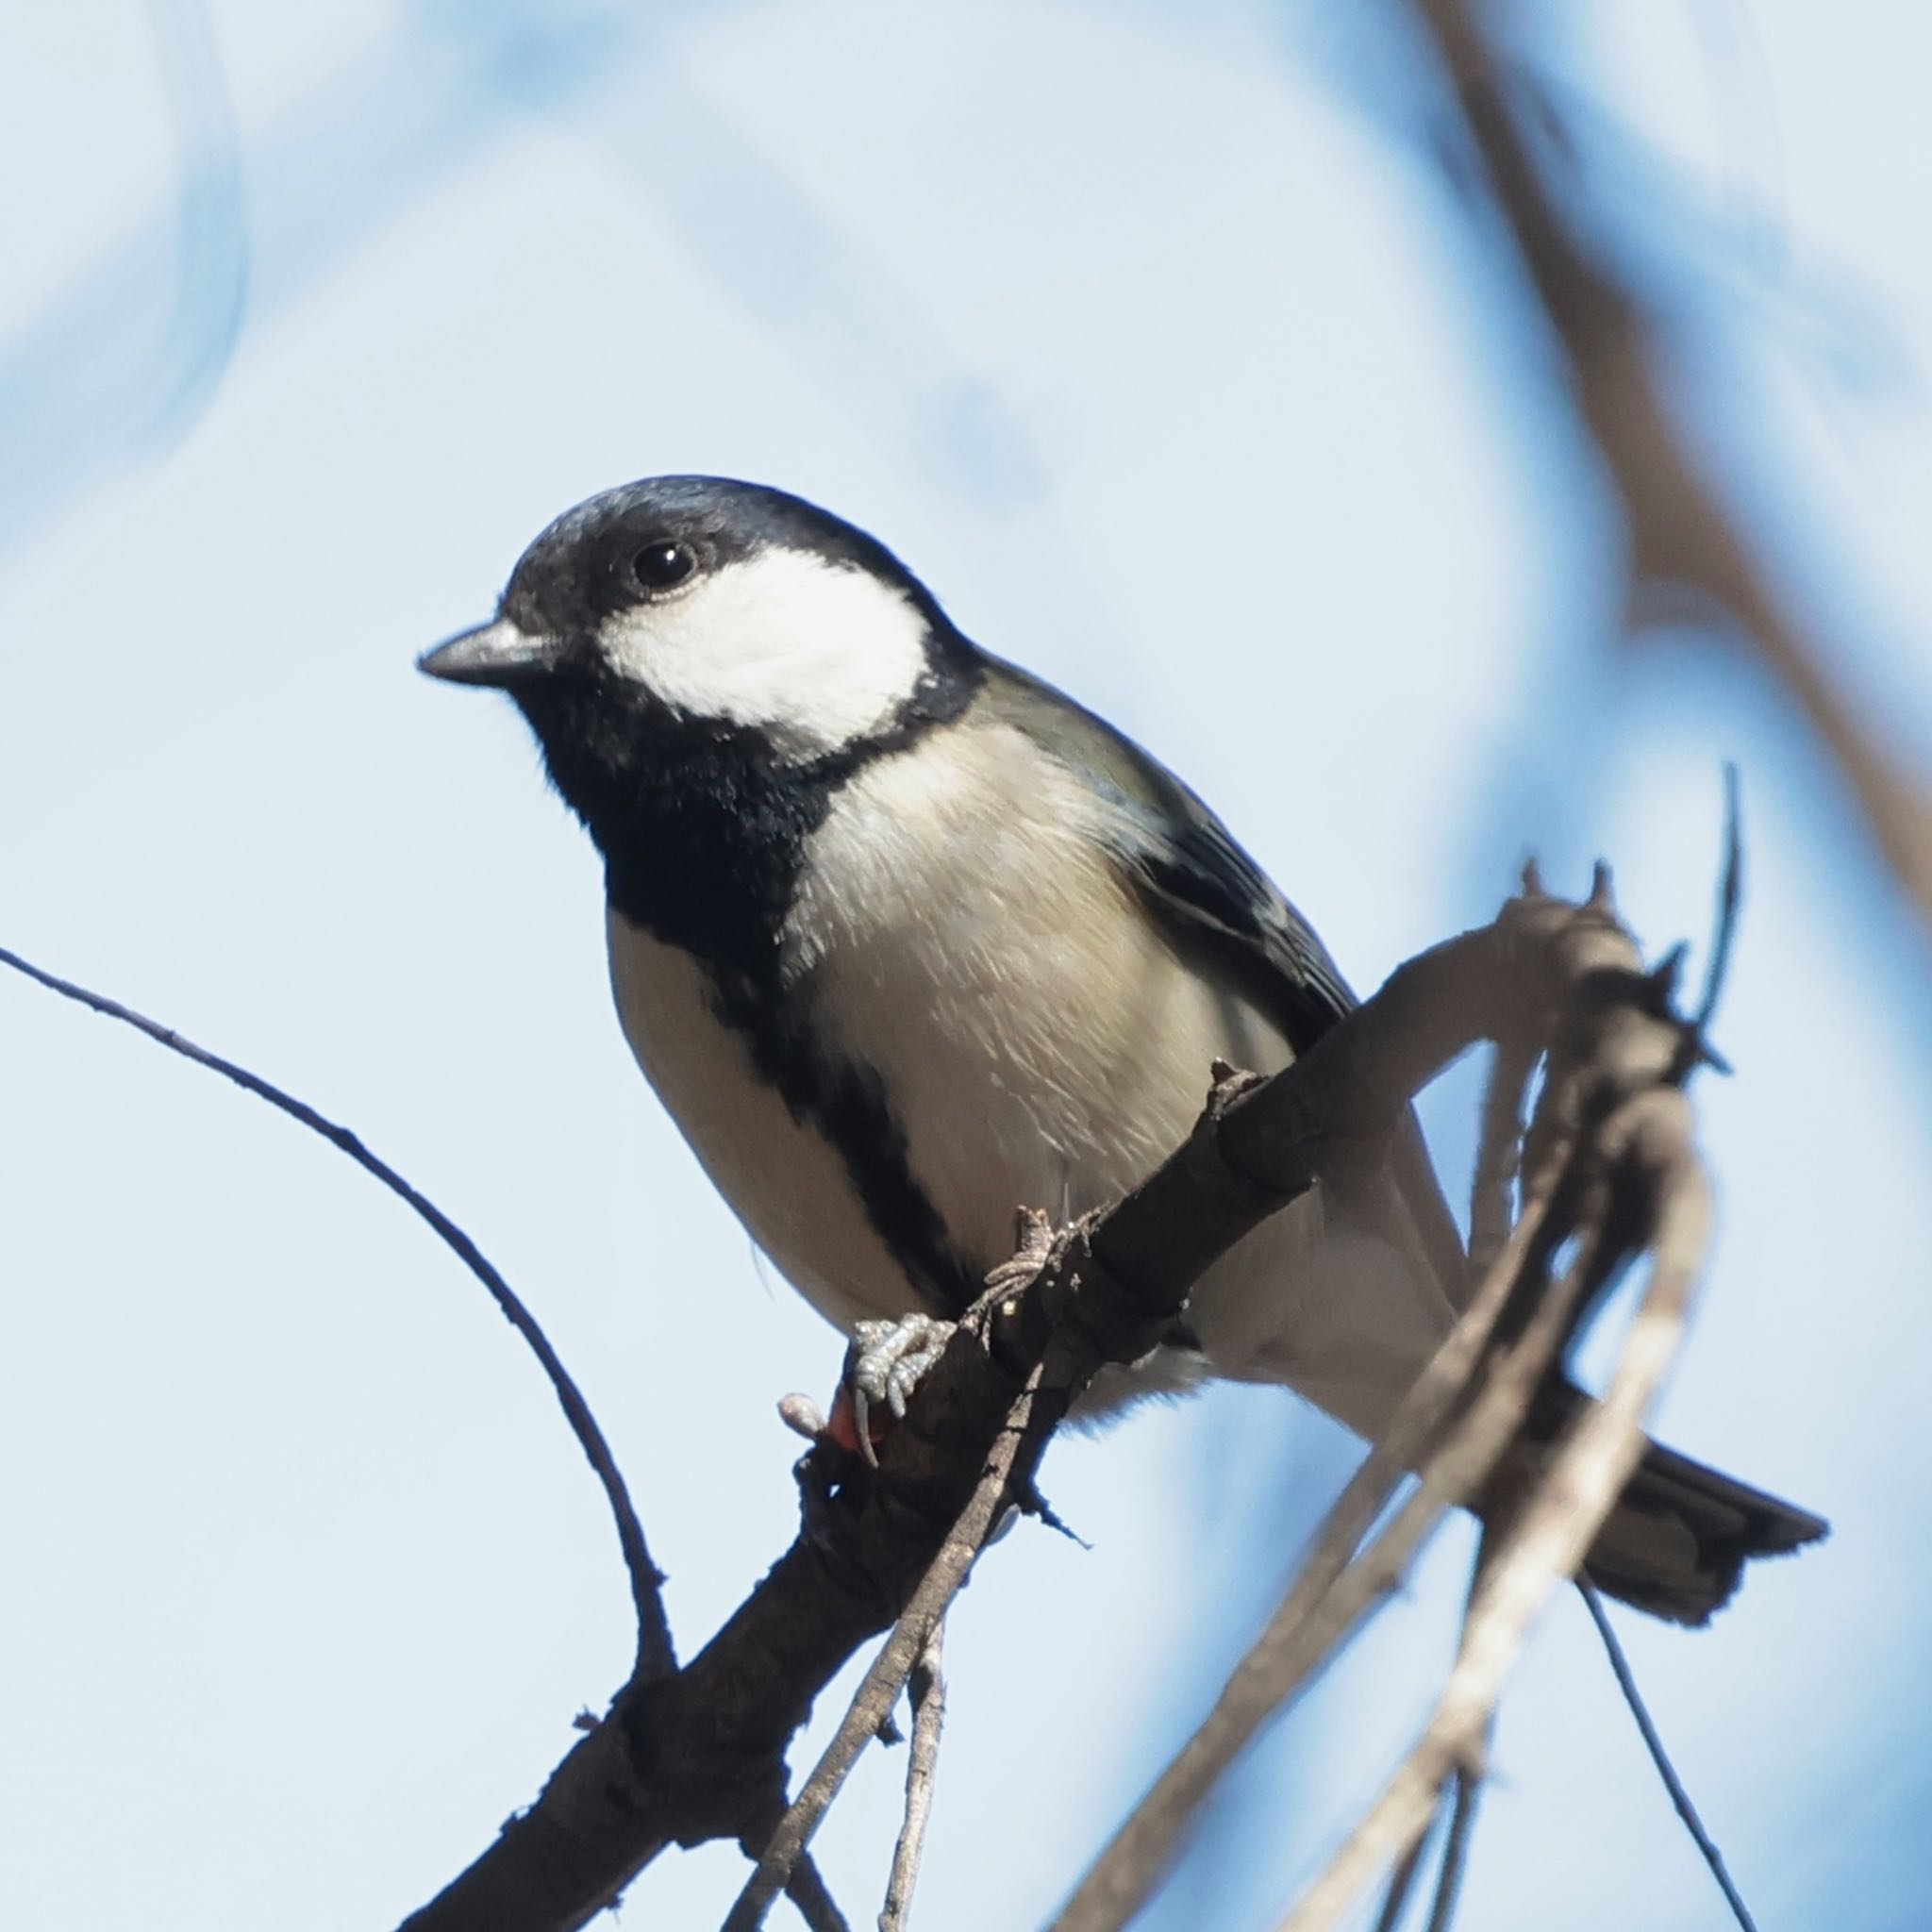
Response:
[420,474,1824,1624]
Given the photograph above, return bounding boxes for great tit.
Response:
[420,475,1824,1623]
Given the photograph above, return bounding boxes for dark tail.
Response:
[1492,1382,1828,1626]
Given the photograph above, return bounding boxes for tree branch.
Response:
[1408,0,1932,931]
[4,873,1699,1932]
[724,1352,1051,1930]
[396,874,1657,1932]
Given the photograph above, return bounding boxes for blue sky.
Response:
[3,4,1928,1928]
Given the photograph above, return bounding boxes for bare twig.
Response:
[879,1622,947,1932]
[0,942,675,1685]
[1469,1034,1537,1280]
[1578,1583,1760,1932]
[1370,1814,1437,1932]
[1050,1180,1586,1932]
[1289,1197,1592,1724]
[1410,0,1932,930]
[1693,764,1745,1038]
[783,1856,853,1932]
[1423,1765,1483,1932]
[1422,1529,1498,1932]
[1277,1092,1709,1930]
[724,1357,1049,1932]
[738,1833,853,1932]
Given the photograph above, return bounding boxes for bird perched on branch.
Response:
[421,475,1824,1624]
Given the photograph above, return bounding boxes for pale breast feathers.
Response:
[782,716,1298,1271]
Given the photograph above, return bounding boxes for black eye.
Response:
[632,541,697,592]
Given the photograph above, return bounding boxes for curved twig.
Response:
[0,941,675,1685]
[1693,764,1745,1039]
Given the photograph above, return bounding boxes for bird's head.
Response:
[419,475,965,769]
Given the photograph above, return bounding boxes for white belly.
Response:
[607,911,916,1332]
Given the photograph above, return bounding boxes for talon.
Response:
[851,1381,877,1468]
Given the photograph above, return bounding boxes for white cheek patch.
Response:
[602,548,933,752]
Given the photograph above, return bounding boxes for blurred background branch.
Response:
[1411,0,1932,932]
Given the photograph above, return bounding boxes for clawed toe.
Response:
[844,1313,957,1464]
[980,1207,1055,1305]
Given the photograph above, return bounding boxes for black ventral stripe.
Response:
[520,634,987,1318]
[717,996,981,1321]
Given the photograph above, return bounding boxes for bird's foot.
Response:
[835,1314,957,1465]
[773,1313,967,1473]
[778,1212,1060,1471]
[977,1207,1055,1312]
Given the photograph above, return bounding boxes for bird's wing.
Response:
[978,659,1469,1307]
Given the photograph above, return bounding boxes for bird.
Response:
[420,474,1825,1624]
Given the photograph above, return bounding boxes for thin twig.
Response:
[1370,1807,1439,1932]
[735,1827,854,1932]
[1422,1767,1482,1932]
[782,1856,853,1932]
[0,942,676,1685]
[1276,1093,1708,1930]
[1052,1169,1587,1932]
[724,1356,1052,1932]
[1422,1531,1495,1932]
[1469,1036,1537,1282]
[1693,764,1744,1038]
[1577,1583,1760,1932]
[879,1622,948,1932]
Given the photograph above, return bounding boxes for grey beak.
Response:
[417,617,558,688]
